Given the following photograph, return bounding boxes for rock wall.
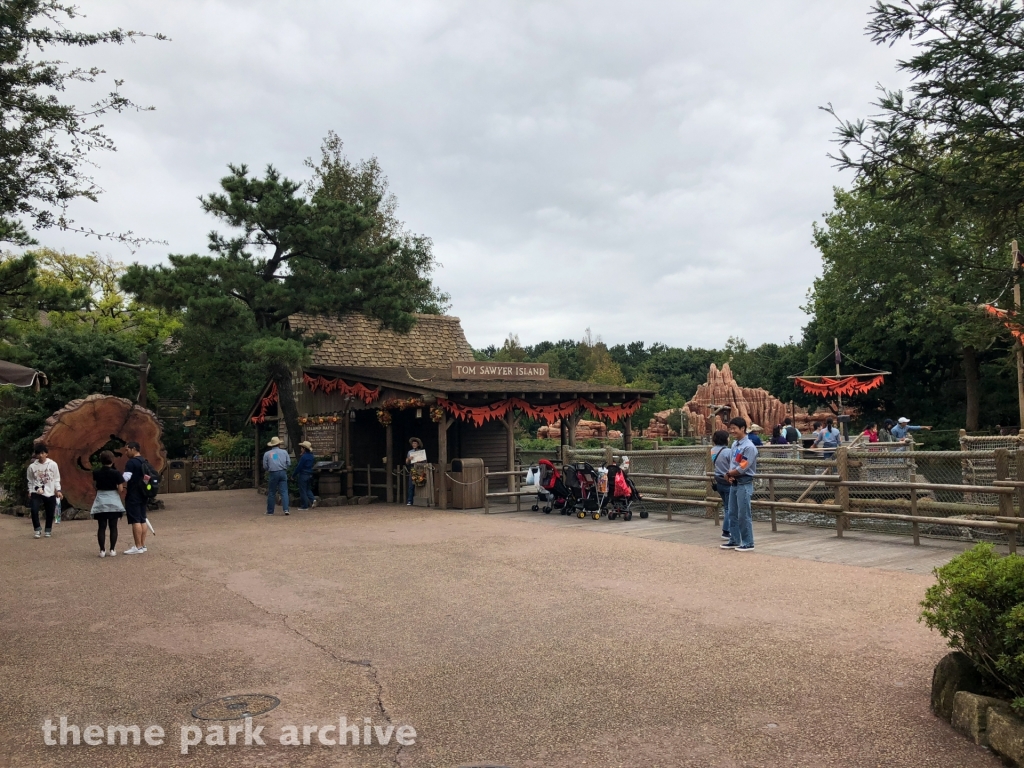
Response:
[537,420,608,439]
[190,466,254,492]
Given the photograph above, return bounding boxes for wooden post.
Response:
[252,428,260,493]
[345,409,353,498]
[769,478,777,532]
[365,466,372,498]
[437,415,448,510]
[483,471,490,514]
[505,410,516,498]
[910,486,919,546]
[560,418,568,449]
[623,416,633,451]
[996,448,1015,554]
[568,412,577,448]
[836,445,849,538]
[385,421,394,503]
[560,443,570,466]
[604,445,613,466]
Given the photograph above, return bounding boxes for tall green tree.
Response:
[0,1,164,245]
[827,0,1024,226]
[0,251,85,333]
[810,182,1012,429]
[121,160,445,450]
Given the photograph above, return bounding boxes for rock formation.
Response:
[537,419,607,439]
[683,363,838,437]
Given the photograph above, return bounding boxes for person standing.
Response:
[263,436,291,516]
[891,417,931,441]
[122,442,150,554]
[782,418,801,445]
[406,437,424,505]
[722,417,757,552]
[769,425,788,445]
[91,451,125,557]
[292,441,316,510]
[26,443,62,539]
[746,424,764,447]
[711,430,732,541]
[814,418,841,458]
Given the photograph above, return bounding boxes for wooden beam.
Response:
[385,420,394,503]
[437,415,448,509]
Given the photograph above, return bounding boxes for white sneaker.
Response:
[33,530,41,539]
[123,546,140,555]
[108,550,116,557]
[99,550,106,558]
[138,547,147,553]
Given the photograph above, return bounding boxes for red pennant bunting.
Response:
[251,382,279,424]
[303,373,380,404]
[793,375,885,397]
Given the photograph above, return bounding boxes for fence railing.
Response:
[508,444,1024,549]
[188,456,254,471]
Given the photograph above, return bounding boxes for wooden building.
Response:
[249,313,653,508]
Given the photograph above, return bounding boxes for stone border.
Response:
[933,652,1024,763]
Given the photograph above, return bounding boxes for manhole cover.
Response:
[191,694,280,720]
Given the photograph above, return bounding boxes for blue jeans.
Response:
[267,470,289,514]
[296,473,314,508]
[407,475,415,504]
[716,483,731,534]
[727,481,754,548]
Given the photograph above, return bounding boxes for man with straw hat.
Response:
[262,436,291,516]
[292,440,316,510]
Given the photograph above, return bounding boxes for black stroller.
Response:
[604,463,647,521]
[562,462,602,520]
[532,459,568,514]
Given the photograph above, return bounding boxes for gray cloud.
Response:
[40,1,909,350]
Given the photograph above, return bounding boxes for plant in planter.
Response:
[921,544,1024,714]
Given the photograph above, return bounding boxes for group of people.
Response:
[708,413,931,552]
[26,441,152,557]
[262,436,318,515]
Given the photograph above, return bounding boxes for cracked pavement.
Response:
[0,489,1002,767]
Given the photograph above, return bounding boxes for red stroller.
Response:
[532,459,568,514]
[604,463,647,521]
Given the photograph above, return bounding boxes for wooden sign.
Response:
[302,422,339,455]
[451,362,549,380]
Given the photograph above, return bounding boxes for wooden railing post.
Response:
[836,446,849,538]
[769,478,777,532]
[910,487,919,546]
[996,448,1016,554]
[483,472,490,514]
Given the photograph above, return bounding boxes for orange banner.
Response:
[437,397,644,427]
[251,382,279,424]
[303,373,380,404]
[793,376,885,397]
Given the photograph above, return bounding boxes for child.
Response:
[711,430,731,540]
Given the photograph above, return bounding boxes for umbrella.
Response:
[0,359,46,389]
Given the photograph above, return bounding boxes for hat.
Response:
[409,437,422,447]
[897,417,910,424]
[299,441,313,450]
[267,436,283,447]
[748,424,762,432]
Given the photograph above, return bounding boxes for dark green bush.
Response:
[921,543,1024,713]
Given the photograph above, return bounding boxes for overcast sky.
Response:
[39,1,909,351]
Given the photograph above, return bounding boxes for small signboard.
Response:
[302,422,339,456]
[451,362,549,380]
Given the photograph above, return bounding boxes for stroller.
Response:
[532,459,568,514]
[562,462,602,520]
[604,463,647,521]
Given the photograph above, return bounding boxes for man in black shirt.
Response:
[122,442,150,555]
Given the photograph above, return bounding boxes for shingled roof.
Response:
[287,313,475,368]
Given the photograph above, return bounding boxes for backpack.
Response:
[140,459,161,499]
[784,426,799,444]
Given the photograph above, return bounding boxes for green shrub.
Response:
[199,430,251,458]
[921,544,1024,712]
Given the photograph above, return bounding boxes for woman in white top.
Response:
[26,443,62,538]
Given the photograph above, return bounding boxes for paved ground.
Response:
[0,490,1002,768]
